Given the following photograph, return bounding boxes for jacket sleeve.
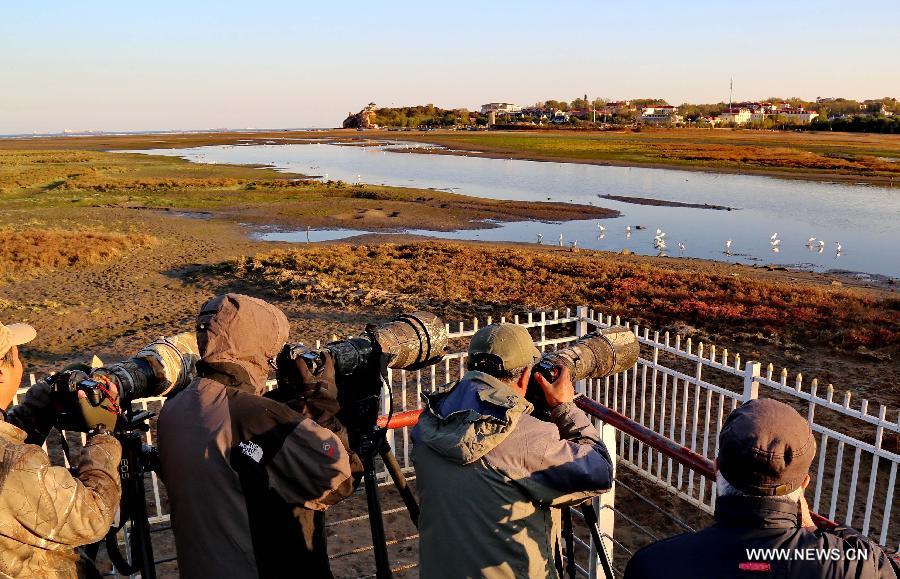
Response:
[4,434,122,546]
[488,403,613,507]
[265,417,361,510]
[6,378,55,446]
[819,527,900,578]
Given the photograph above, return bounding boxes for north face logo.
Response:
[239,441,263,463]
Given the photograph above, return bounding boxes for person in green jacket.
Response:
[412,323,614,578]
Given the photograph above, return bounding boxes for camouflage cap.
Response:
[468,323,541,371]
[0,322,36,359]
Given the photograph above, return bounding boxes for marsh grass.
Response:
[0,227,156,278]
[226,242,900,352]
[407,130,900,179]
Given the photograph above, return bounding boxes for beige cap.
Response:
[0,322,37,359]
[468,323,541,371]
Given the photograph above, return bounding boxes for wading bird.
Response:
[771,238,782,247]
[597,224,606,233]
[559,233,564,247]
[678,241,686,254]
[806,237,817,247]
[536,233,543,245]
[771,232,779,241]
[725,239,733,253]
[835,241,842,254]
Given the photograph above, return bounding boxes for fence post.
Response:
[742,361,761,402]
[591,422,617,579]
[575,306,589,396]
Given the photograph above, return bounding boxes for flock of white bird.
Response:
[536,225,844,258]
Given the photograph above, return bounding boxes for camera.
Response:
[275,311,447,388]
[48,333,200,432]
[274,312,447,440]
[527,327,640,419]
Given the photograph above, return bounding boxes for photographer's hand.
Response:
[78,376,120,434]
[294,351,341,429]
[533,365,575,410]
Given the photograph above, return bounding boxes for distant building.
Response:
[550,109,571,123]
[480,102,522,115]
[719,107,752,125]
[638,105,682,125]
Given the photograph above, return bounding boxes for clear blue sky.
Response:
[1,0,898,133]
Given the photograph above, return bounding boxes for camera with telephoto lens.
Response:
[275,312,448,441]
[48,333,200,432]
[527,327,640,420]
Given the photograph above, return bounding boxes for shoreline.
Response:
[5,128,898,187]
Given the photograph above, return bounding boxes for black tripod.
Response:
[349,370,421,579]
[103,411,160,579]
[560,504,615,579]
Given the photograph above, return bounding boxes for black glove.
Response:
[5,378,55,445]
[294,351,341,428]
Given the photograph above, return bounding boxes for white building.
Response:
[720,107,752,125]
[480,102,522,115]
[638,105,682,125]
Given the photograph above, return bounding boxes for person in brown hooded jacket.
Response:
[157,293,362,579]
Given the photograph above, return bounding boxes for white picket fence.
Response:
[18,305,900,577]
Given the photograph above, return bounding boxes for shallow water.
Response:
[135,142,900,278]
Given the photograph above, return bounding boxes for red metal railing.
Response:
[377,396,838,531]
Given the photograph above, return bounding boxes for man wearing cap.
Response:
[412,323,614,578]
[624,398,899,579]
[0,321,123,578]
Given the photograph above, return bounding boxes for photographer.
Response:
[624,398,899,579]
[0,321,122,578]
[412,323,614,579]
[157,293,362,579]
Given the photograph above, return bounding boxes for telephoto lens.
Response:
[90,332,200,402]
[528,327,639,419]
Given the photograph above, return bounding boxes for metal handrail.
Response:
[376,396,839,531]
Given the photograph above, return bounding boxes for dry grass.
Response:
[0,228,156,279]
[224,242,900,352]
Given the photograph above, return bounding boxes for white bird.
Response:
[597,224,606,232]
[568,240,578,248]
[678,241,686,253]
[772,246,781,253]
[656,228,663,236]
[817,240,825,248]
[770,233,779,241]
[806,237,816,246]
[835,241,842,253]
[558,233,564,247]
[725,239,733,252]
[626,226,632,233]
[536,233,543,245]
[771,238,782,247]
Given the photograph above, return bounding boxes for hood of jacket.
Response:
[414,371,532,465]
[195,293,289,395]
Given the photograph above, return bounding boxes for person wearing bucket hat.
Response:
[412,323,614,579]
[0,321,123,578]
[625,398,899,579]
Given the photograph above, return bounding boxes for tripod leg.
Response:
[561,507,577,579]
[580,504,614,579]
[379,445,420,527]
[363,451,393,579]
